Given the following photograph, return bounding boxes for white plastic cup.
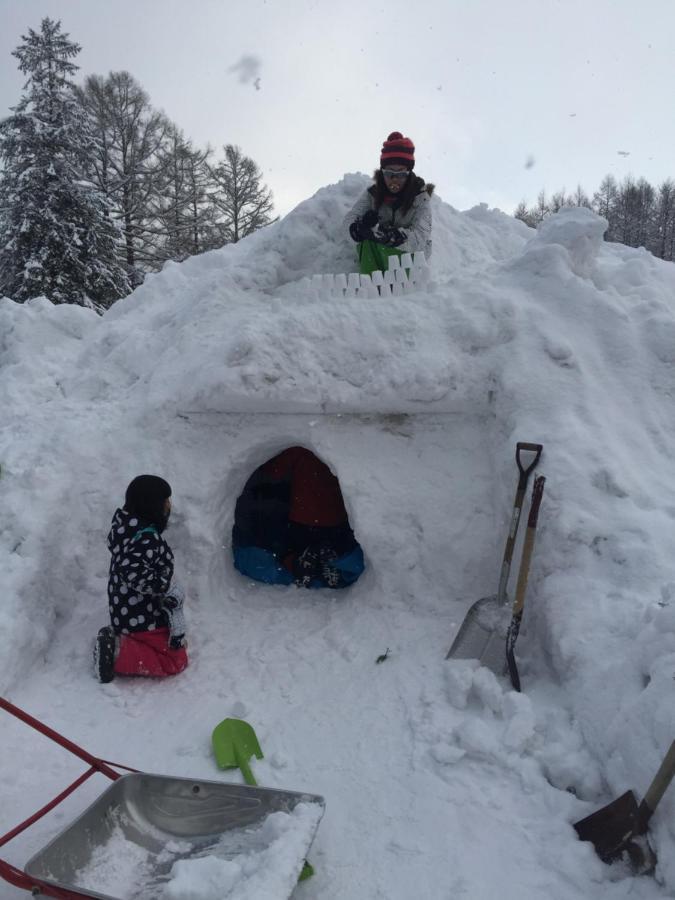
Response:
[334,273,347,293]
[347,272,360,290]
[383,269,395,285]
[394,267,407,283]
[387,255,401,270]
[400,252,413,269]
[371,270,384,287]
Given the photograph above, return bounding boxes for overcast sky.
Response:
[1,0,674,218]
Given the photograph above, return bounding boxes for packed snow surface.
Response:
[2,173,675,898]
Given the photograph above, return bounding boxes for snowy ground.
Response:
[2,174,675,898]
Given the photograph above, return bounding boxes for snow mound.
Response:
[3,177,675,898]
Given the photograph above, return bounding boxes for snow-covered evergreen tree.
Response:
[0,18,130,308]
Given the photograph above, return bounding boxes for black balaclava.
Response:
[124,474,172,533]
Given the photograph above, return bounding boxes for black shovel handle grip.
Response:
[516,443,543,489]
[636,739,675,832]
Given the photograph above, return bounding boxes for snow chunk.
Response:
[165,804,322,900]
[526,207,608,278]
[70,803,322,900]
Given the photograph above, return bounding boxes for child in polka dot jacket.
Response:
[94,475,189,682]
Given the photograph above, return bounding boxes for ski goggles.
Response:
[381,168,410,180]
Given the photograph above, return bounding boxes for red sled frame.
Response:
[0,697,137,899]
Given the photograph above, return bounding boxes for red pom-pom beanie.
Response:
[380,131,415,169]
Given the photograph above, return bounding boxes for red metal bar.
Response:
[0,697,139,897]
[0,697,121,781]
[97,759,138,775]
[0,858,96,897]
[0,768,97,849]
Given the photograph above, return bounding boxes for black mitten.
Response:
[362,209,379,228]
[349,209,379,243]
[349,219,374,243]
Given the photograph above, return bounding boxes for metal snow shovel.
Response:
[211,717,316,882]
[505,474,546,691]
[446,441,543,673]
[574,739,675,873]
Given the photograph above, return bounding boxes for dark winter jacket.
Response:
[344,175,434,258]
[106,508,174,634]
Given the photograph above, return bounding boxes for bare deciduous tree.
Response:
[77,71,172,283]
[152,128,221,261]
[210,144,274,244]
[516,173,675,261]
[653,179,675,261]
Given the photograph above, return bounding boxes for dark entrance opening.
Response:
[232,446,365,589]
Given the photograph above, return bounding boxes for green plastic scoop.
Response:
[211,717,315,881]
[212,717,263,786]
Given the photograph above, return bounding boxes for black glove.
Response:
[349,219,373,243]
[349,209,380,243]
[362,209,379,228]
[375,225,407,248]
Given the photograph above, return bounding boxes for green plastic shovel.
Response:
[212,717,263,786]
[211,717,315,881]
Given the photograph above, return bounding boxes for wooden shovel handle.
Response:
[511,476,546,618]
[496,443,543,603]
[636,739,675,833]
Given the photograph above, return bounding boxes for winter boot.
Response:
[293,546,320,588]
[93,626,116,683]
[319,546,344,588]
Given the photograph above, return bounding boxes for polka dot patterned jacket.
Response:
[106,508,174,634]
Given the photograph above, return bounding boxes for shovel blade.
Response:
[574,790,640,863]
[212,718,264,773]
[446,594,510,675]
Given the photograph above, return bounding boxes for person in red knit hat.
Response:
[344,131,434,275]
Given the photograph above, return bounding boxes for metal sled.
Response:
[0,698,324,900]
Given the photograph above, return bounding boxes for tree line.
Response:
[515,175,675,262]
[0,18,275,309]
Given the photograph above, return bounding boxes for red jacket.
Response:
[262,447,348,527]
